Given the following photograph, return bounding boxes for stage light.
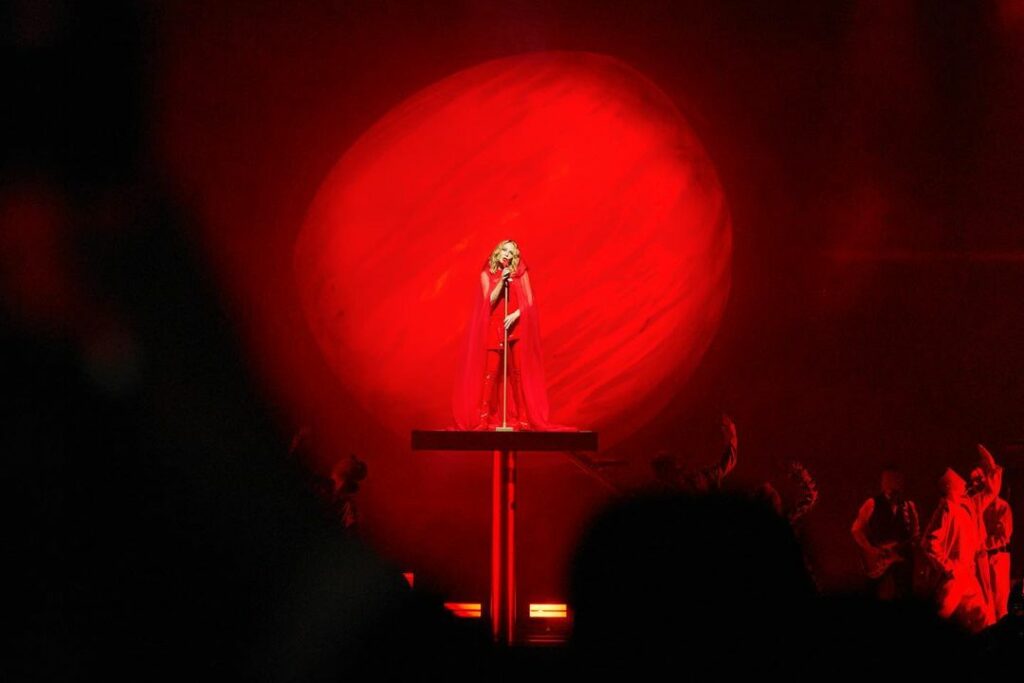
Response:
[528,603,568,618]
[444,602,483,618]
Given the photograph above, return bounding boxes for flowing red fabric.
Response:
[452,261,572,431]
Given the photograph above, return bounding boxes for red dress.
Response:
[486,270,519,349]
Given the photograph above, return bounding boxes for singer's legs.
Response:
[477,345,529,429]
[473,352,501,428]
[474,351,502,430]
[506,343,530,430]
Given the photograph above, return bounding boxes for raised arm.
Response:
[851,498,877,551]
[688,416,737,491]
[786,461,819,523]
[977,443,997,471]
[717,414,738,479]
[976,444,1004,506]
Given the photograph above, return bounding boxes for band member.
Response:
[760,460,819,524]
[921,467,988,631]
[452,239,559,431]
[851,467,920,600]
[966,444,1005,625]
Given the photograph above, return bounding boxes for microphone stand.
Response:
[497,270,513,432]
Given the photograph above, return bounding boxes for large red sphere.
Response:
[295,52,731,447]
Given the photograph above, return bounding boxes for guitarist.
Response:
[851,467,920,600]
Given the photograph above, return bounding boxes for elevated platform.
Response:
[412,428,599,645]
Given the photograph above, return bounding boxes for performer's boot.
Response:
[474,373,496,430]
[509,368,531,431]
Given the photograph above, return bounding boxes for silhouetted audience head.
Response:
[331,453,368,496]
[567,492,816,675]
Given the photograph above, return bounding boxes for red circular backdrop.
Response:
[295,51,731,448]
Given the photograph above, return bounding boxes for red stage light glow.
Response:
[295,52,731,447]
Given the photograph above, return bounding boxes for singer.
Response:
[452,239,555,431]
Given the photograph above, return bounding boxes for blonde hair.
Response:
[487,239,521,274]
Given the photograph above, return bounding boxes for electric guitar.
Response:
[860,540,912,579]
